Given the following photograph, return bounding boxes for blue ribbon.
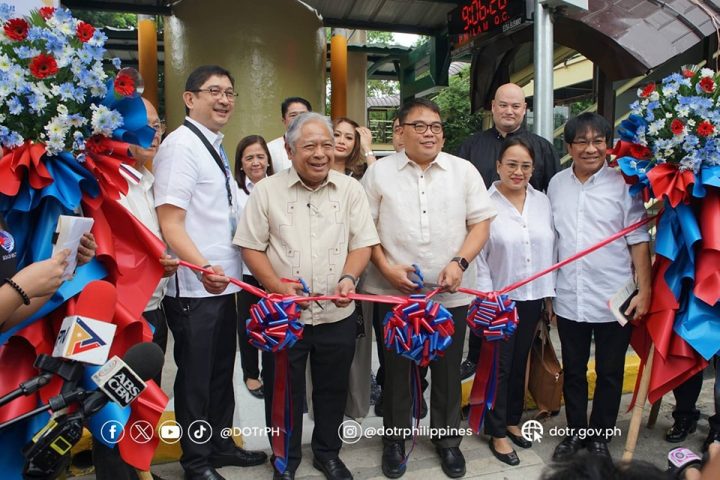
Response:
[617,156,653,198]
[101,81,155,148]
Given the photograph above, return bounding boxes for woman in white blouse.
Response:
[477,136,556,466]
[233,135,274,398]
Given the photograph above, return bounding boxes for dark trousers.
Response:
[673,370,703,419]
[485,299,543,437]
[466,329,481,365]
[143,306,168,386]
[164,294,238,475]
[372,303,429,393]
[236,275,263,382]
[557,316,632,442]
[379,303,467,447]
[263,314,356,473]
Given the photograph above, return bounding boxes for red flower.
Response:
[114,73,135,96]
[29,54,58,79]
[640,83,656,98]
[39,7,56,19]
[670,119,685,136]
[699,76,715,94]
[3,18,29,41]
[630,144,651,160]
[76,21,95,43]
[697,120,715,137]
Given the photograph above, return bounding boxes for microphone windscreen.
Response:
[73,280,117,323]
[122,342,164,381]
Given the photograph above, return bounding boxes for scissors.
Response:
[407,264,442,291]
[296,277,324,310]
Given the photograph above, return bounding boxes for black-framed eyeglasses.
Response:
[149,120,166,135]
[190,87,238,101]
[571,138,606,149]
[402,121,443,134]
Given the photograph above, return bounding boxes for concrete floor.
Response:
[74,328,718,479]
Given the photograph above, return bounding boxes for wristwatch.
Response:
[451,256,469,272]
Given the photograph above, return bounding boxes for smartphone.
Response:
[619,289,639,321]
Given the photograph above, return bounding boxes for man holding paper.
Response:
[548,112,652,461]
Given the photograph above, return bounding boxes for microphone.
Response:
[0,281,117,407]
[19,342,165,479]
[52,280,118,366]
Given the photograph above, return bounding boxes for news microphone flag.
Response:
[91,356,146,407]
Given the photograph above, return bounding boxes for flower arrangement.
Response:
[615,65,720,206]
[0,4,136,156]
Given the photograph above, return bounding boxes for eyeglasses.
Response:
[502,162,533,173]
[402,121,443,134]
[190,87,238,101]
[571,138,607,149]
[149,120,166,136]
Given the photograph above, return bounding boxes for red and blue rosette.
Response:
[246,296,304,474]
[465,294,518,434]
[382,293,455,367]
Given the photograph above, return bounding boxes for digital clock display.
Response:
[448,0,526,42]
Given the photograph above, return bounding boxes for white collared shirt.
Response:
[547,163,649,323]
[118,165,169,311]
[267,136,292,174]
[361,151,497,308]
[153,117,242,298]
[476,182,556,301]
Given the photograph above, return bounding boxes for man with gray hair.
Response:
[234,112,379,480]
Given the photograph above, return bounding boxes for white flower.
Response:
[687,118,696,127]
[665,112,673,118]
[700,67,714,78]
[0,54,11,71]
[649,91,660,102]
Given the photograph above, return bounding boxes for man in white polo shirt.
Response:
[266,97,312,173]
[154,65,266,480]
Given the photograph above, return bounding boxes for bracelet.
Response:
[338,274,358,286]
[363,150,374,157]
[195,264,212,281]
[5,278,30,305]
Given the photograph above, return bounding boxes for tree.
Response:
[432,64,484,155]
[366,31,399,99]
[73,11,137,29]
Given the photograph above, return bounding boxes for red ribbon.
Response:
[0,142,53,196]
[694,189,720,306]
[82,136,134,208]
[646,163,695,208]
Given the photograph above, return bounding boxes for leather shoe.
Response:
[586,440,611,458]
[246,380,264,399]
[665,414,698,443]
[374,392,384,417]
[460,360,476,380]
[209,447,267,468]
[185,467,226,480]
[507,431,532,449]
[273,469,295,480]
[702,428,720,453]
[552,435,584,462]
[382,440,406,478]
[313,456,353,480]
[436,447,466,478]
[488,439,519,466]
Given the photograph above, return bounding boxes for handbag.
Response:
[526,321,563,419]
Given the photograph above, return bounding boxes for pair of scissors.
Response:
[407,264,442,291]
[290,277,324,309]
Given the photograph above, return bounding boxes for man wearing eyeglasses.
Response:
[362,98,496,479]
[547,112,651,461]
[457,82,561,380]
[154,65,267,480]
[266,97,313,173]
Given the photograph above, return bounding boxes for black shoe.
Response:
[488,438,519,466]
[245,379,264,399]
[665,415,698,443]
[313,457,353,480]
[374,392,384,417]
[185,467,226,480]
[209,447,267,468]
[460,360,476,380]
[552,435,584,462]
[586,440,611,458]
[702,428,720,453]
[273,469,295,480]
[507,431,532,449]
[436,447,466,478]
[382,440,406,478]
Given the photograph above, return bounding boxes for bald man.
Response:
[457,83,560,379]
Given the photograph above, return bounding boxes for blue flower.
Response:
[53,8,73,23]
[0,4,15,21]
[27,26,43,42]
[112,57,122,69]
[28,94,48,114]
[7,96,22,115]
[57,82,76,101]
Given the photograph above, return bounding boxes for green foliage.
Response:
[432,64,484,155]
[73,11,137,29]
[367,30,393,44]
[570,98,593,115]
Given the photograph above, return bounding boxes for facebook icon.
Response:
[100,420,125,444]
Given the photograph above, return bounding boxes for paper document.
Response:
[608,278,639,326]
[52,215,94,279]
